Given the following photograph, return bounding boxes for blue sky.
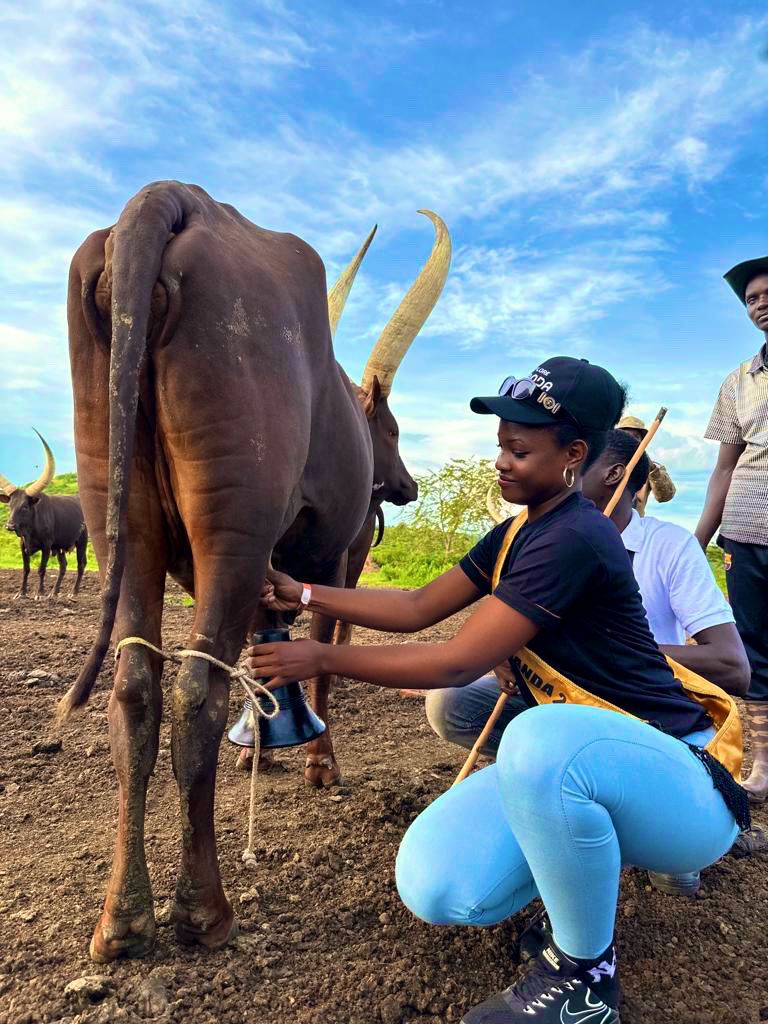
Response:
[2,1,768,530]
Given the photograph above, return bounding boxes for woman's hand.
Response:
[247,639,327,687]
[260,568,303,612]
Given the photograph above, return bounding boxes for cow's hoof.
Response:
[235,749,276,773]
[172,898,237,950]
[304,754,342,788]
[89,909,156,962]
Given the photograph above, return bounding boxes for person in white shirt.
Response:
[581,430,748,690]
[424,429,749,895]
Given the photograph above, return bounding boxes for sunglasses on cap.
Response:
[497,374,579,425]
[498,376,537,399]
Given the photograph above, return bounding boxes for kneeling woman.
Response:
[249,356,749,1024]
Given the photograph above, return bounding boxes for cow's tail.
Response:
[58,184,186,721]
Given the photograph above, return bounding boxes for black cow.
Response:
[1,431,88,599]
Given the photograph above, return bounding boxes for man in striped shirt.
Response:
[696,257,768,803]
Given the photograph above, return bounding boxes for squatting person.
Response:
[424,427,750,897]
[248,356,750,1024]
[696,256,768,803]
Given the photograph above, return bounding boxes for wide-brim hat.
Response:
[618,415,647,435]
[724,257,768,305]
[471,356,624,431]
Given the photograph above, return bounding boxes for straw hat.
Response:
[617,415,647,435]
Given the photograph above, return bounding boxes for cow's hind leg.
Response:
[304,559,348,789]
[89,569,166,962]
[72,534,87,596]
[52,551,67,597]
[169,556,268,950]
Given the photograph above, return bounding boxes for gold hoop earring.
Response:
[563,466,575,488]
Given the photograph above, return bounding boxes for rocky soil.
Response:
[0,570,766,1024]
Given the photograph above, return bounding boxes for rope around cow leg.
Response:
[114,636,280,870]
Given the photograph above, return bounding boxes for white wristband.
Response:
[299,583,312,610]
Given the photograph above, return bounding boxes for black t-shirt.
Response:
[460,492,711,738]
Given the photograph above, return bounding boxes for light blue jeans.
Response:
[396,704,738,959]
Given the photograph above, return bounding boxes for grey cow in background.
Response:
[1,430,88,599]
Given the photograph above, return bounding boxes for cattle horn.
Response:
[0,471,17,497]
[486,482,524,525]
[486,483,504,525]
[327,224,378,338]
[25,429,56,497]
[361,210,451,397]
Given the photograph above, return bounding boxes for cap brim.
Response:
[724,257,768,305]
[470,395,554,424]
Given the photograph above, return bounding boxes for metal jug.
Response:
[227,627,326,749]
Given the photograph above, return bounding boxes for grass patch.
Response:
[1,481,728,601]
[705,545,727,596]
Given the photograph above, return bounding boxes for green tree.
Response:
[407,457,496,560]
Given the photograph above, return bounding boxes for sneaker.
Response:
[518,905,551,962]
[461,937,621,1023]
[729,826,768,859]
[647,870,701,896]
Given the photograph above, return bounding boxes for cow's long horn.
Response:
[25,429,56,497]
[0,471,18,497]
[361,210,451,396]
[327,224,378,338]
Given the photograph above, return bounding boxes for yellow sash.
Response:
[492,513,743,780]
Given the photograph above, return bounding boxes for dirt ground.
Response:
[0,569,766,1024]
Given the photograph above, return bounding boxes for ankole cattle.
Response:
[60,180,450,961]
[1,431,88,599]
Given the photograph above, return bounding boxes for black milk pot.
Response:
[227,627,326,750]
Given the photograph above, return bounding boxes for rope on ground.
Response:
[115,636,280,870]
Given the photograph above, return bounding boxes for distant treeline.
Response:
[362,521,728,596]
[0,469,728,598]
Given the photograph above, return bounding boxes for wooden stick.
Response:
[452,691,510,786]
[604,407,667,517]
[452,407,668,786]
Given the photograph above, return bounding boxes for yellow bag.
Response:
[492,513,743,781]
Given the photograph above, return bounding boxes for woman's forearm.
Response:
[319,639,482,689]
[250,591,540,692]
[315,593,539,689]
[305,565,480,634]
[307,584,424,633]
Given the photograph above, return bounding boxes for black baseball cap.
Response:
[470,356,624,431]
[724,257,768,305]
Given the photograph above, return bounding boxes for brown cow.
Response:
[59,181,450,961]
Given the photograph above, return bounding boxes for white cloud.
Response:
[0,1,315,180]
[418,241,669,348]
